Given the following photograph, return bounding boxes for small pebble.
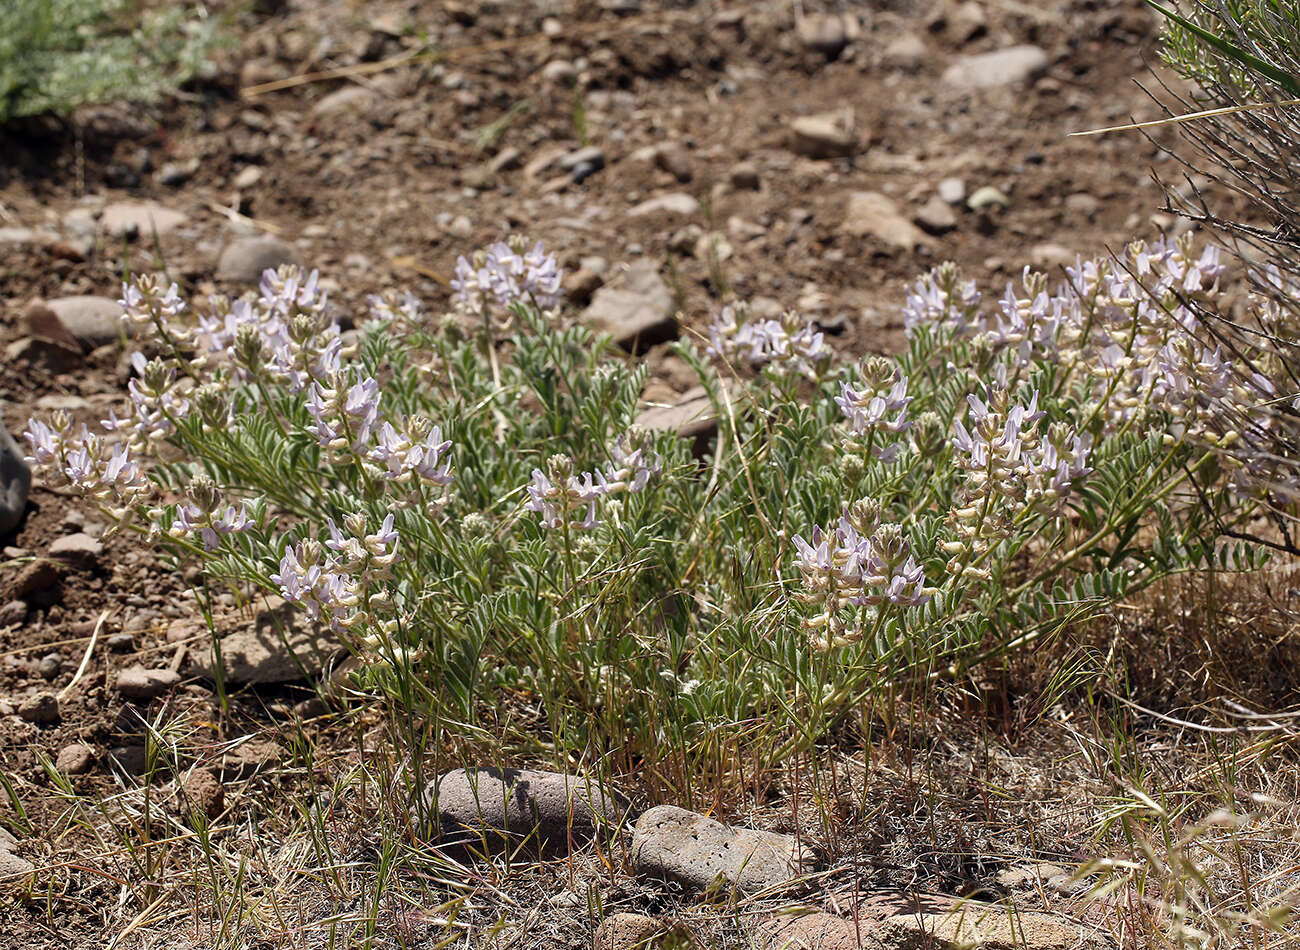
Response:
[106,633,136,652]
[17,692,59,724]
[0,600,26,625]
[37,653,61,680]
[117,667,182,701]
[56,743,95,775]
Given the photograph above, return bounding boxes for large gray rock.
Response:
[841,192,931,251]
[584,259,677,352]
[48,532,103,565]
[636,386,719,457]
[0,413,31,536]
[216,236,301,284]
[942,45,1049,90]
[47,296,124,350]
[188,598,339,684]
[630,805,815,894]
[0,848,34,878]
[428,767,625,855]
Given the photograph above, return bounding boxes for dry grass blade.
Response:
[57,608,109,702]
[1069,97,1300,136]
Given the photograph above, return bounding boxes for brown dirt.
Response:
[0,1,1257,947]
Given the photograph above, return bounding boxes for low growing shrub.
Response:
[23,237,1275,788]
[0,0,221,123]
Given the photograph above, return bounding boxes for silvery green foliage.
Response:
[0,0,222,123]
[22,237,1273,766]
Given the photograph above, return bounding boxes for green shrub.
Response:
[0,0,222,123]
[1150,1,1300,96]
[22,238,1270,791]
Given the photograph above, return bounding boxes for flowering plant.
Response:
[23,235,1274,773]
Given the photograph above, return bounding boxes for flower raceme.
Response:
[450,237,563,319]
[23,414,148,511]
[707,304,831,379]
[270,514,399,633]
[368,419,453,486]
[792,499,936,650]
[524,430,662,531]
[168,476,255,551]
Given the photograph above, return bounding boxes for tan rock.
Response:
[870,908,1110,950]
[596,913,666,950]
[841,192,931,251]
[188,598,340,685]
[789,109,857,159]
[761,912,870,949]
[630,805,816,894]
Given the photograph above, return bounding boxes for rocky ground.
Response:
[0,0,1259,947]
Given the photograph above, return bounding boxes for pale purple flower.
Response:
[305,383,343,448]
[836,376,912,438]
[368,421,453,486]
[342,375,382,445]
[707,306,830,378]
[600,431,661,494]
[272,540,362,632]
[23,418,148,504]
[368,289,426,326]
[305,371,383,454]
[451,239,564,314]
[524,466,604,530]
[902,263,982,337]
[23,419,58,465]
[792,511,934,619]
[118,275,185,335]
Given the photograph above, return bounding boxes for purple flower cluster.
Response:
[707,305,830,378]
[450,238,563,316]
[126,352,191,443]
[271,514,399,633]
[524,431,661,531]
[306,372,383,455]
[792,499,934,649]
[905,240,1237,450]
[193,267,345,393]
[951,389,1047,481]
[1132,236,1224,293]
[947,386,1092,568]
[23,415,147,508]
[367,289,426,328]
[902,262,982,337]
[368,420,454,486]
[119,275,186,336]
[167,477,254,551]
[835,358,912,461]
[526,464,604,530]
[987,269,1072,366]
